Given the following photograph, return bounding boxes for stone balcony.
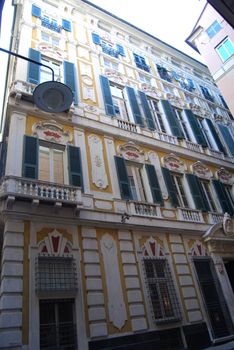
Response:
[0,176,83,211]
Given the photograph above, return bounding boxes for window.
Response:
[147,98,166,133]
[199,86,214,103]
[197,118,213,149]
[144,258,181,323]
[224,185,234,210]
[41,32,60,47]
[171,173,189,207]
[109,83,129,120]
[200,180,216,212]
[206,20,222,38]
[174,108,191,141]
[40,57,62,83]
[126,163,146,201]
[133,53,150,72]
[101,41,119,58]
[216,37,234,62]
[40,299,77,350]
[39,144,64,184]
[103,58,119,71]
[36,257,77,293]
[156,65,172,82]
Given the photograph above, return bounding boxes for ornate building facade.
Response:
[0,1,234,349]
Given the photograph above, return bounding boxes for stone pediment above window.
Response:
[191,161,212,180]
[162,154,186,173]
[32,120,73,144]
[141,236,167,258]
[216,167,233,185]
[38,43,64,61]
[37,229,73,256]
[188,239,208,256]
[117,142,147,162]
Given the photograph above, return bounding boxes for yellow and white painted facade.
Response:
[1,1,234,349]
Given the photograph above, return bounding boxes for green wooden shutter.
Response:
[100,75,115,116]
[23,135,38,179]
[145,164,164,205]
[138,91,156,130]
[62,19,71,32]
[114,156,132,200]
[92,33,101,45]
[160,100,184,138]
[161,167,179,207]
[68,145,83,189]
[186,174,209,211]
[27,48,41,84]
[218,124,234,156]
[32,4,41,17]
[205,119,226,154]
[64,61,78,105]
[212,179,234,215]
[126,86,144,127]
[116,44,125,56]
[184,109,208,147]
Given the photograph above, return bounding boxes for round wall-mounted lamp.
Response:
[33,81,73,113]
[0,47,74,113]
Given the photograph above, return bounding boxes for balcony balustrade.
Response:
[178,208,204,222]
[182,139,203,153]
[0,176,82,206]
[156,131,179,145]
[117,119,138,133]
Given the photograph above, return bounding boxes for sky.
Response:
[87,0,207,63]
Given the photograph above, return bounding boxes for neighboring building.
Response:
[1,1,234,349]
[186,3,234,116]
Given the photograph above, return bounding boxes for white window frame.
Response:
[171,173,189,208]
[38,141,68,185]
[200,180,217,212]
[40,56,62,83]
[147,98,167,133]
[110,83,129,121]
[216,37,234,62]
[126,162,146,202]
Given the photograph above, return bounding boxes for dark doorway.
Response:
[224,260,234,292]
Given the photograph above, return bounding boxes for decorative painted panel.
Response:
[88,135,108,189]
[100,233,127,330]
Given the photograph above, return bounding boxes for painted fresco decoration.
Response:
[142,237,166,258]
[166,93,185,108]
[163,153,186,173]
[100,233,127,330]
[191,161,212,179]
[32,120,72,144]
[216,167,233,185]
[189,240,207,256]
[88,134,108,189]
[38,43,63,60]
[38,229,72,256]
[104,69,127,84]
[117,141,147,162]
[80,62,97,103]
[140,83,162,98]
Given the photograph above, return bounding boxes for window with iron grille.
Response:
[144,258,181,324]
[36,257,77,294]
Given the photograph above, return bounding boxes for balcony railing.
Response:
[127,201,160,217]
[206,148,225,159]
[0,176,82,205]
[117,119,137,133]
[178,208,204,222]
[182,140,203,153]
[156,131,179,145]
[208,212,224,224]
[11,80,35,95]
